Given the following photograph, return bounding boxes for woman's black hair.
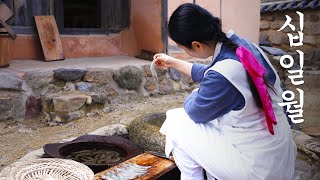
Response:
[168,3,238,51]
[169,3,273,109]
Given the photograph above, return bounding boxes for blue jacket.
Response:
[184,32,277,123]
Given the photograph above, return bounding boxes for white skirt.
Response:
[159,108,297,180]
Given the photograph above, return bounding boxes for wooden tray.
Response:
[94,153,176,180]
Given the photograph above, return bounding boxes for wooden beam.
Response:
[0,3,13,21]
[0,3,16,39]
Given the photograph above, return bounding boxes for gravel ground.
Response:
[0,92,188,171]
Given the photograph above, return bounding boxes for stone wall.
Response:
[260,10,320,67]
[0,60,208,123]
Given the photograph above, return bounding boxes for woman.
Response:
[155,3,297,180]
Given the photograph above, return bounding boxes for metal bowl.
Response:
[43,135,142,173]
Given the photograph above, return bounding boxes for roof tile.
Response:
[261,0,320,13]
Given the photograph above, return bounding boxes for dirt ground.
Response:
[0,91,188,171]
[0,74,319,172]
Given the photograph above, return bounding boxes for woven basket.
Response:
[3,158,94,180]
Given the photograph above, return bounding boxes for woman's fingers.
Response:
[156,60,164,66]
[153,54,158,60]
[153,54,164,65]
[153,53,164,60]
[153,53,172,67]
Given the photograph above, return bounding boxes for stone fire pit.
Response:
[128,112,166,153]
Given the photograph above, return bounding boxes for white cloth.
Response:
[159,46,297,180]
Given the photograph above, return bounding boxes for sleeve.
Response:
[191,63,210,83]
[184,70,245,123]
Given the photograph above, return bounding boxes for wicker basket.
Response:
[2,158,94,180]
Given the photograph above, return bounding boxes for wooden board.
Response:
[0,3,13,22]
[0,18,16,39]
[0,3,16,39]
[94,153,176,180]
[0,34,12,68]
[34,15,64,61]
[0,28,7,33]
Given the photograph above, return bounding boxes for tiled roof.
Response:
[261,0,320,13]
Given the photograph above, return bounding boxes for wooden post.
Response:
[0,34,12,68]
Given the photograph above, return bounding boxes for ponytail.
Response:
[216,31,238,52]
[208,16,238,52]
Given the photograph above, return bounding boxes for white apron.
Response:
[160,50,297,179]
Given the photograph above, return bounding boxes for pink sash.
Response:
[236,46,277,135]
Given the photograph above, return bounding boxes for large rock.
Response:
[305,50,320,65]
[128,112,166,153]
[309,14,319,22]
[268,31,283,45]
[180,73,193,86]
[104,86,119,102]
[305,138,320,157]
[312,171,320,180]
[0,91,17,121]
[25,96,42,119]
[304,127,320,137]
[270,21,282,30]
[158,79,175,95]
[113,66,144,91]
[0,90,26,121]
[155,67,168,77]
[88,92,107,104]
[76,82,93,91]
[63,82,76,91]
[293,130,320,164]
[259,32,269,42]
[60,110,85,122]
[303,36,317,45]
[53,69,86,82]
[48,112,62,123]
[267,55,287,82]
[144,77,158,93]
[294,151,315,180]
[83,68,114,84]
[46,84,62,94]
[0,72,26,91]
[88,124,128,137]
[52,94,88,112]
[260,21,270,30]
[23,71,53,90]
[262,14,274,21]
[142,65,153,77]
[169,68,181,81]
[311,23,320,35]
[292,130,314,146]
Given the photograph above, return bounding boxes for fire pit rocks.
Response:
[128,112,166,153]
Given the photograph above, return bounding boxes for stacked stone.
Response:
[260,10,320,66]
[0,59,210,123]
